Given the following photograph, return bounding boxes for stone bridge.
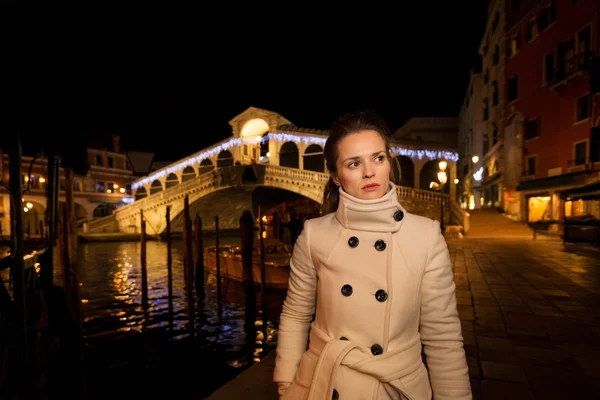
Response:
[108,107,469,234]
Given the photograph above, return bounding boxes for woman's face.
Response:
[333,129,391,200]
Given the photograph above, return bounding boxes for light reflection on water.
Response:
[76,237,287,368]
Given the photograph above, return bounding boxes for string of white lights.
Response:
[131,133,458,190]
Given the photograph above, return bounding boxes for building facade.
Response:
[0,138,137,238]
[458,63,486,210]
[507,0,600,222]
[477,0,518,212]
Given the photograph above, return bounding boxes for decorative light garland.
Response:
[132,132,458,189]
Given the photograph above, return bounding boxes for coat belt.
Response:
[306,325,423,400]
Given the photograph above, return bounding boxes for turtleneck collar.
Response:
[335,182,406,233]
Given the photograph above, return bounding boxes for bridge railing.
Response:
[396,185,445,203]
[114,169,217,218]
[265,165,329,183]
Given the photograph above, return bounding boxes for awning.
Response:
[560,181,600,200]
[516,172,588,192]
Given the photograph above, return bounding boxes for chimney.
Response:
[112,134,120,153]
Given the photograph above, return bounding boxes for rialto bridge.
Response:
[109,107,469,234]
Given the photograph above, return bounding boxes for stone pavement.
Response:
[206,235,600,399]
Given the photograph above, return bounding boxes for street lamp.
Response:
[438,161,448,232]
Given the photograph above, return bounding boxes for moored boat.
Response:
[203,238,291,288]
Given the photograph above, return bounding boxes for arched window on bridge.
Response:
[199,159,214,175]
[165,173,179,188]
[182,166,196,182]
[279,142,299,169]
[303,144,324,172]
[150,180,163,195]
[135,187,147,201]
[420,159,449,193]
[217,150,234,168]
[396,156,415,188]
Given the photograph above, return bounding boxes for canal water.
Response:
[76,235,288,397]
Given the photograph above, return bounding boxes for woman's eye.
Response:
[348,161,358,168]
[375,156,385,162]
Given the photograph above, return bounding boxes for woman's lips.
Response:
[363,183,380,191]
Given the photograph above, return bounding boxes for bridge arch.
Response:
[303,144,324,172]
[165,173,179,188]
[182,166,196,181]
[150,180,163,194]
[199,159,214,175]
[217,150,234,167]
[279,142,299,169]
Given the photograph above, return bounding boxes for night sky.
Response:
[8,4,489,162]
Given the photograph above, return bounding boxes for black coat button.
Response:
[371,344,383,355]
[393,209,404,221]
[374,240,386,251]
[332,388,339,400]
[340,336,349,341]
[341,284,353,296]
[375,289,388,302]
[348,236,359,248]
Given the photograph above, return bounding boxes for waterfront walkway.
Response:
[206,232,600,399]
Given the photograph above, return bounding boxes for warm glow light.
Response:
[473,167,483,182]
[113,183,119,189]
[26,202,33,209]
[437,171,448,185]
[454,178,459,184]
[119,187,126,193]
[438,161,447,171]
[24,207,28,212]
[262,231,267,239]
[266,152,271,157]
[107,189,112,193]
[261,216,267,223]
[472,155,479,164]
[430,181,440,189]
[39,177,46,183]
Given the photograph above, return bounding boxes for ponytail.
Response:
[322,178,340,214]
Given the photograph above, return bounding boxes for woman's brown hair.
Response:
[322,110,400,213]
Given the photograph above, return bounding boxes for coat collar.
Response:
[335,183,405,233]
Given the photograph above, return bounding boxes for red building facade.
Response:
[506,0,600,222]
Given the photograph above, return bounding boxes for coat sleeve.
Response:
[419,219,472,400]
[273,220,317,392]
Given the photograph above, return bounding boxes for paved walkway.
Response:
[206,235,600,399]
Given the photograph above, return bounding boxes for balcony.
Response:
[549,52,590,94]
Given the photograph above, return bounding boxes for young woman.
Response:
[273,111,471,400]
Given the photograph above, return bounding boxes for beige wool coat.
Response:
[273,183,472,400]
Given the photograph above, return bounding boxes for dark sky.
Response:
[9,4,489,162]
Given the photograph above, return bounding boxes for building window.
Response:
[544,52,555,83]
[492,81,499,106]
[527,156,537,176]
[575,94,591,121]
[538,1,556,32]
[96,154,104,167]
[243,144,248,156]
[508,75,519,102]
[96,181,105,193]
[578,26,591,60]
[526,20,538,42]
[126,184,132,195]
[574,141,587,165]
[492,12,499,32]
[108,156,114,168]
[509,32,521,56]
[525,118,540,140]
[483,99,489,121]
